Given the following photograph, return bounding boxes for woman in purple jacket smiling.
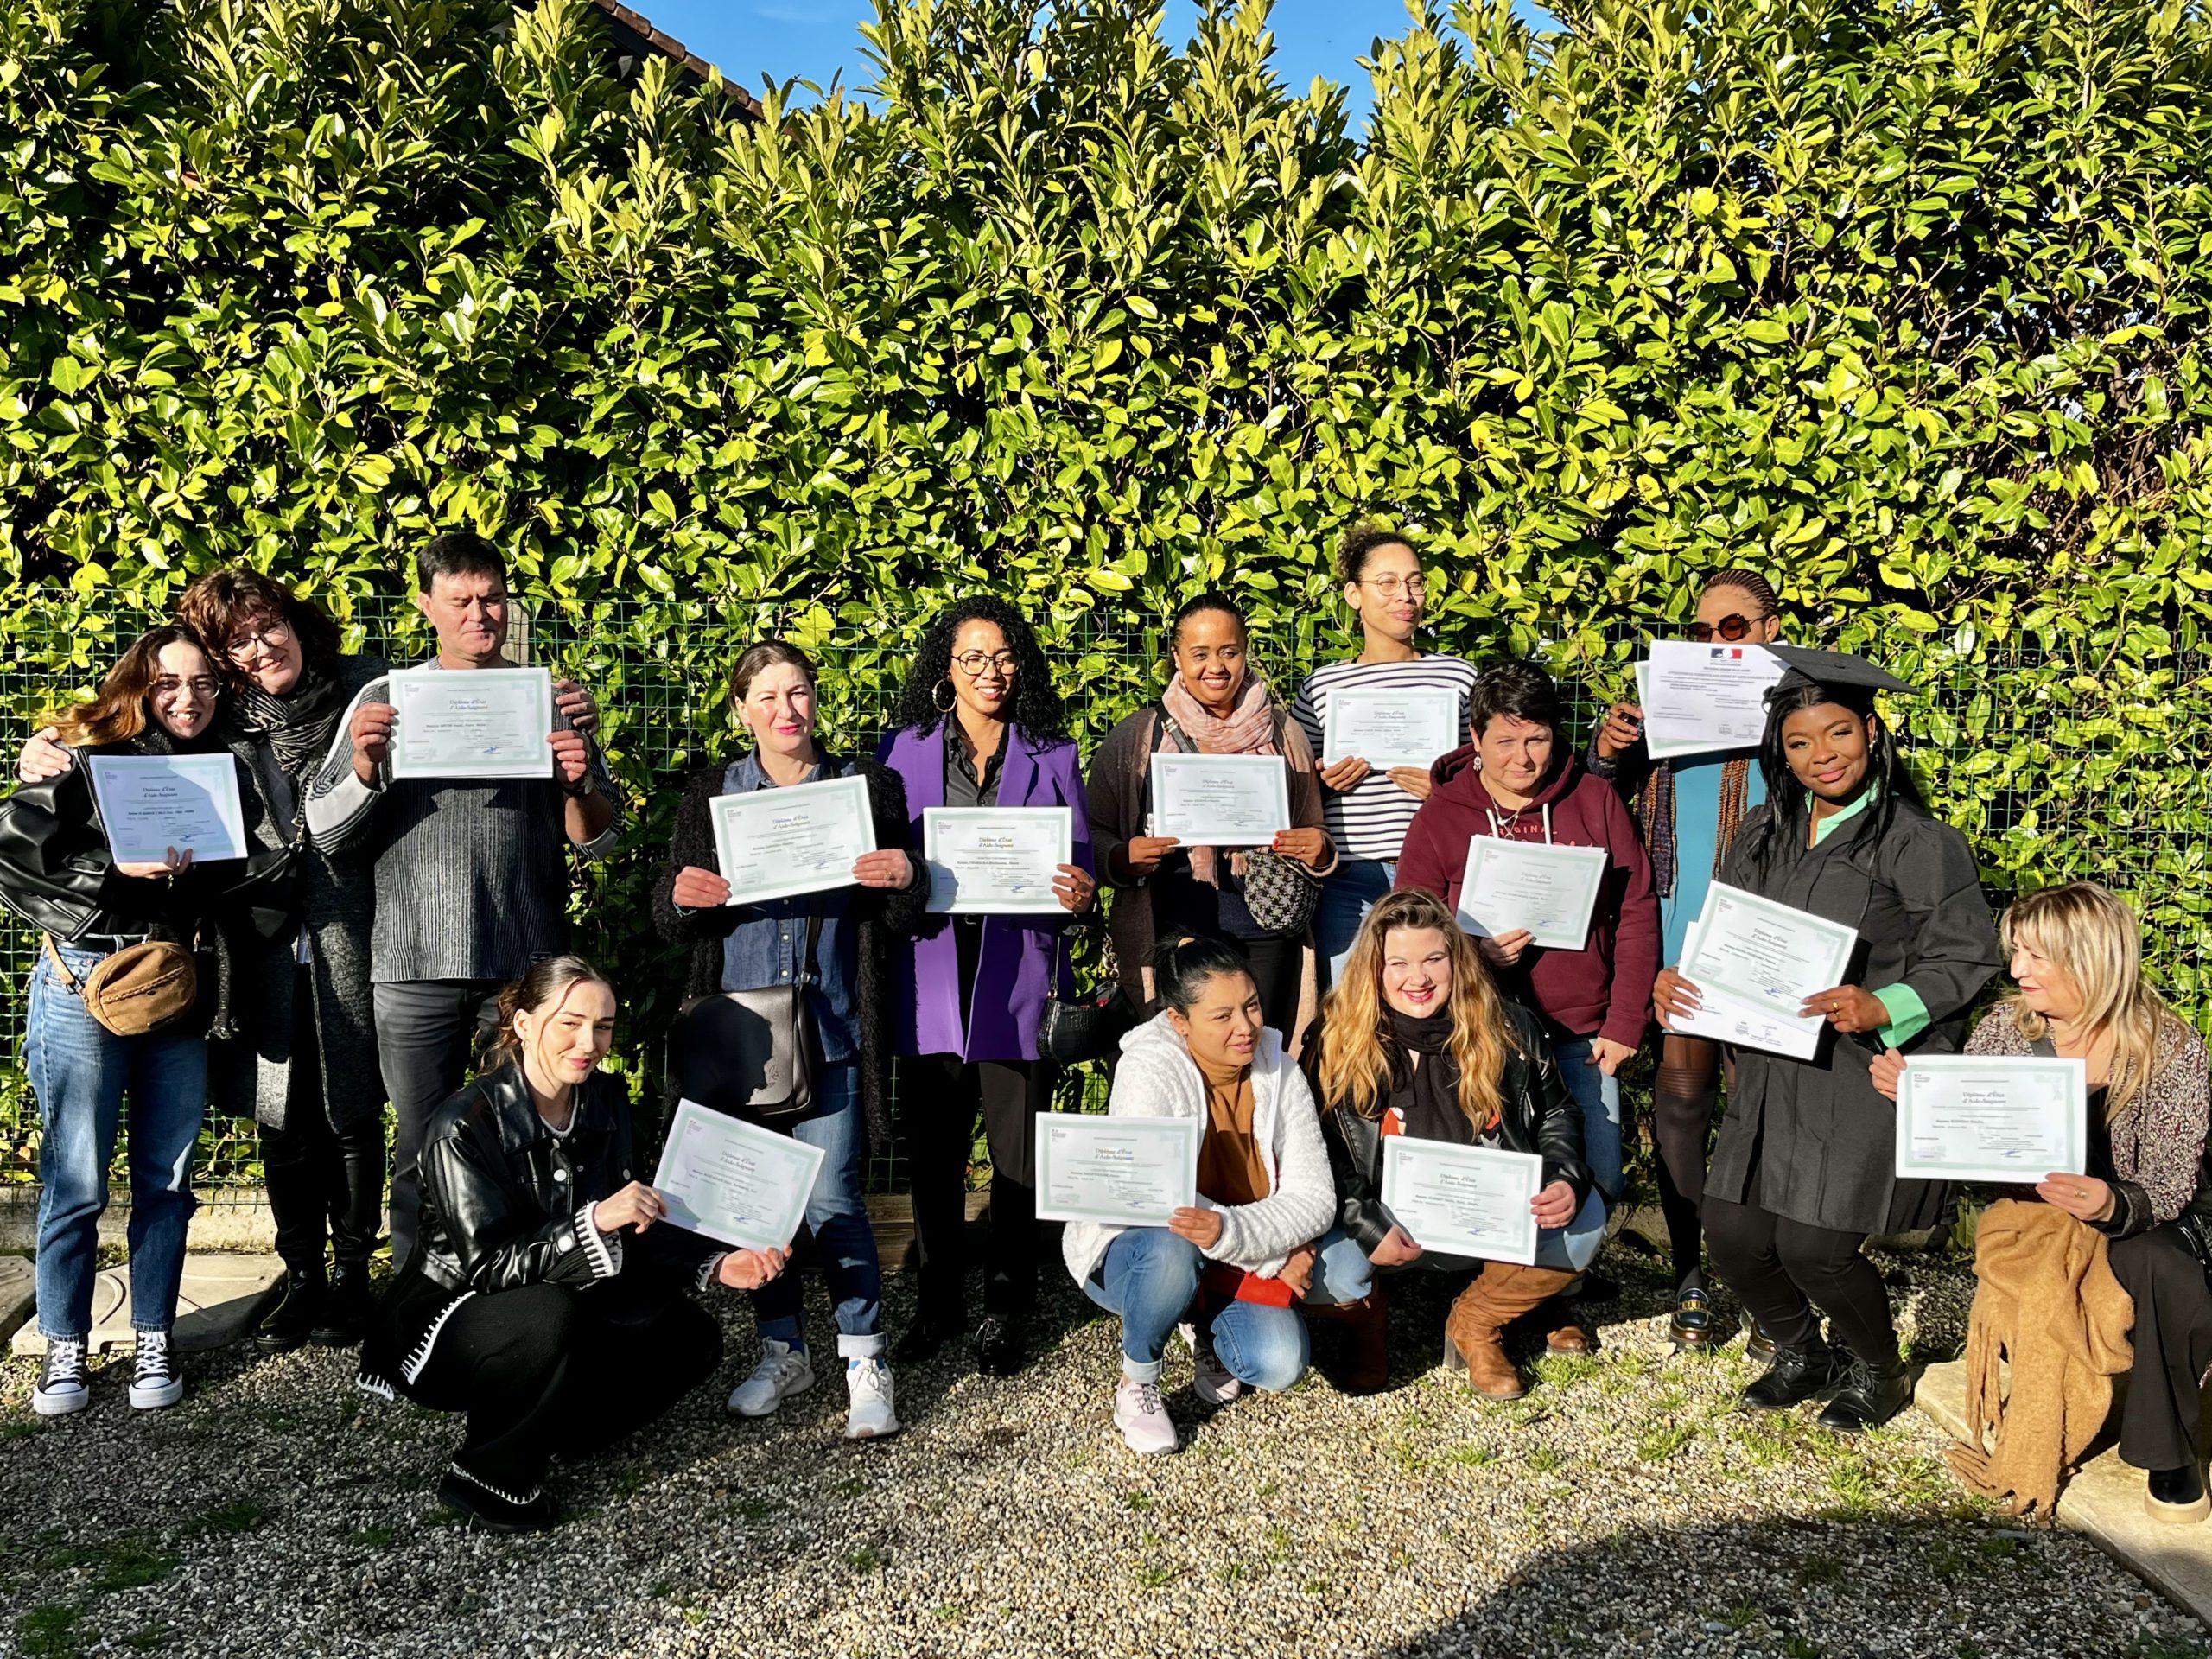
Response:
[879,597,1096,1376]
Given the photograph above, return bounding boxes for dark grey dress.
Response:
[1703,795,2003,1236]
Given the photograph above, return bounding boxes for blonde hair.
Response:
[1316,889,1517,1131]
[2001,882,2179,1119]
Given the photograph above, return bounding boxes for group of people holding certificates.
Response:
[7,527,2211,1535]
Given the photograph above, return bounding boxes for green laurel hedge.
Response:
[4,0,2210,1132]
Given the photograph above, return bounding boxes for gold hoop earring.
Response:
[932,678,957,714]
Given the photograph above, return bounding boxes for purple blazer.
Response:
[877,723,1095,1064]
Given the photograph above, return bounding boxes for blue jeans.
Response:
[29,943,207,1339]
[1316,860,1396,990]
[1306,1184,1611,1306]
[1083,1228,1308,1391]
[749,1062,884,1358]
[1550,1034,1624,1211]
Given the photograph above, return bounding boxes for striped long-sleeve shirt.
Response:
[1289,655,1480,862]
[305,663,621,983]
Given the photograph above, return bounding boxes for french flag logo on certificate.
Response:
[1710,647,1744,659]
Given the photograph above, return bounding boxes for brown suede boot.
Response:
[1445,1265,1580,1401]
[1311,1292,1389,1395]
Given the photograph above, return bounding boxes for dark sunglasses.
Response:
[1688,611,1774,643]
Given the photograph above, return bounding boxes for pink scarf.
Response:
[1160,673,1279,886]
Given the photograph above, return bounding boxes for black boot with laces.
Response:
[1816,1352,1913,1433]
[1739,1339,1847,1411]
[257,1265,325,1354]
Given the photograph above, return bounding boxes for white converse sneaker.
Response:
[32,1336,91,1417]
[728,1338,815,1419]
[1114,1376,1178,1456]
[844,1357,901,1440]
[1182,1322,1243,1408]
[129,1328,183,1411]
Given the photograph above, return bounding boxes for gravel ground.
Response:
[3,1244,2208,1659]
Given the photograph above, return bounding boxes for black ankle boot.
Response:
[973,1314,1028,1378]
[312,1262,374,1348]
[257,1266,327,1354]
[893,1307,965,1364]
[2146,1465,2210,1524]
[1740,1340,1847,1411]
[1816,1353,1913,1433]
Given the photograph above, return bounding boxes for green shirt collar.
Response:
[1810,784,1876,844]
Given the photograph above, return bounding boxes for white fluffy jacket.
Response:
[1062,1012,1336,1287]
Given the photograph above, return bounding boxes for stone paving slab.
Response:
[0,1255,31,1348]
[8,1253,284,1357]
[1916,1357,2212,1624]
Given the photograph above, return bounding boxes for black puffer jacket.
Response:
[1310,1001,1593,1254]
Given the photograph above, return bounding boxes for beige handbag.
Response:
[44,934,199,1037]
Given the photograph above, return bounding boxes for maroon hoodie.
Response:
[1395,746,1660,1049]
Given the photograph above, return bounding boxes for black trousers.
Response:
[1705,1192,1896,1363]
[1238,933,1301,1043]
[2107,1224,2212,1471]
[371,977,504,1267]
[263,967,385,1274]
[409,1277,722,1497]
[909,1056,1056,1321]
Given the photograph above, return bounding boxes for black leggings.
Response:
[2107,1224,2212,1472]
[1649,1033,1721,1292]
[261,966,385,1274]
[908,1057,1056,1321]
[408,1278,721,1498]
[1704,1192,1895,1363]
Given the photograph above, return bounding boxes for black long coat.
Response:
[1703,794,2002,1235]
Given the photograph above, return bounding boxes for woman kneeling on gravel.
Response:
[1306,889,1599,1400]
[358,957,786,1532]
[1064,937,1338,1455]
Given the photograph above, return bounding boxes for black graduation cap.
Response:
[1761,644,1914,698]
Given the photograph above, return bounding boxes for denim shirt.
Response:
[716,753,861,1063]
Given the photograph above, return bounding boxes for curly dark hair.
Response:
[887,595,1067,741]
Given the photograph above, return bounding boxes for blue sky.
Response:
[632,0,1552,127]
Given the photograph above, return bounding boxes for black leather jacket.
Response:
[1312,1001,1594,1255]
[406,1062,717,1294]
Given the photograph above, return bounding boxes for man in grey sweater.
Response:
[308,532,620,1264]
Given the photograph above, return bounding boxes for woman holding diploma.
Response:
[1395,658,1660,1328]
[654,640,928,1441]
[1306,891,1599,1400]
[1872,883,2212,1518]
[1587,568,1779,1349]
[1289,524,1479,987]
[1655,646,2000,1433]
[1088,594,1336,1044]
[358,958,783,1533]
[878,597,1096,1376]
[1063,937,1337,1456]
[0,628,268,1418]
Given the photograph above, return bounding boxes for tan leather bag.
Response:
[44,935,199,1037]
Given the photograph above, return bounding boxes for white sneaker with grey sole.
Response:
[1114,1377,1178,1455]
[728,1338,814,1418]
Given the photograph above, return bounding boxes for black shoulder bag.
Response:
[671,907,823,1122]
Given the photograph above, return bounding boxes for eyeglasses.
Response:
[951,651,1020,677]
[1359,576,1427,600]
[1688,611,1775,643]
[152,677,221,699]
[225,619,293,662]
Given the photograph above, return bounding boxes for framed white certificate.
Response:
[388,666,554,779]
[1380,1137,1543,1265]
[85,753,250,864]
[1148,753,1291,846]
[925,807,1071,915]
[1320,688,1462,769]
[652,1099,827,1252]
[1033,1113,1202,1225]
[1455,836,1609,950]
[1679,882,1858,1020]
[1895,1056,2089,1183]
[709,774,878,907]
[1637,641,1786,760]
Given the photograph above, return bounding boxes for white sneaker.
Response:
[728,1338,814,1419]
[129,1328,183,1411]
[1114,1376,1179,1456]
[32,1336,91,1417]
[1181,1322,1243,1408]
[844,1357,901,1440]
